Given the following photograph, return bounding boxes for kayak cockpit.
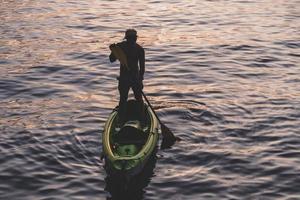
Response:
[102,100,159,173]
[112,121,148,157]
[115,121,148,145]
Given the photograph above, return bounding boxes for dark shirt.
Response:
[109,41,145,82]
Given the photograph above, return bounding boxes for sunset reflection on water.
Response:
[1,0,299,199]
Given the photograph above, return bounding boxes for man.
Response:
[109,29,145,123]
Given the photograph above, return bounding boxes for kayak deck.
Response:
[103,100,159,174]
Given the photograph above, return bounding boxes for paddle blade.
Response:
[160,123,181,149]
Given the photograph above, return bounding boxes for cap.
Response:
[124,29,138,39]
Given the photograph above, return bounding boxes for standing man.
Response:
[109,29,145,124]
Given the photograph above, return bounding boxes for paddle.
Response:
[141,91,180,149]
[110,43,180,148]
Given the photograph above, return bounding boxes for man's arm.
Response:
[109,44,117,63]
[139,48,145,79]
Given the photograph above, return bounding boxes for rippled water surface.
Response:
[1,0,300,199]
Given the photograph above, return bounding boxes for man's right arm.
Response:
[109,44,117,62]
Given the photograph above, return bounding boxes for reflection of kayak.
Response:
[105,148,158,199]
[102,100,159,176]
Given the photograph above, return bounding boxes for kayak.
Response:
[102,100,159,176]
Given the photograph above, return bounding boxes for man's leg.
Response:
[118,81,130,124]
[132,81,145,121]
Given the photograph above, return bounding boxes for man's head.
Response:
[124,29,137,43]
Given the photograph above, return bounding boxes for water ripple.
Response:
[1,0,300,199]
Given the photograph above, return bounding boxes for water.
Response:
[1,0,299,199]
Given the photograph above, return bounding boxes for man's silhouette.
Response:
[109,29,145,123]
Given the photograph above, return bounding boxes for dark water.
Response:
[1,0,300,199]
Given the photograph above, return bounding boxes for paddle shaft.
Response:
[142,90,179,147]
[141,91,163,125]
